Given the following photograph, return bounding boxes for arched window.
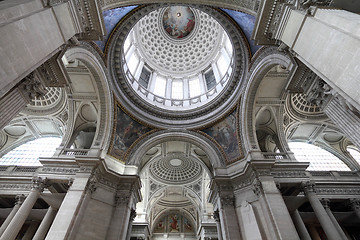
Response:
[347,146,360,164]
[0,137,62,166]
[289,142,351,171]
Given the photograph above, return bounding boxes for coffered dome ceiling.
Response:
[108,4,250,129]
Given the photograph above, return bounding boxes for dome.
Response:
[109,4,249,128]
[149,154,202,184]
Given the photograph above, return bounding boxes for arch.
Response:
[240,47,294,154]
[61,42,113,157]
[101,0,260,16]
[127,129,226,176]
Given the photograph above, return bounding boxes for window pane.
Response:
[289,142,351,171]
[0,137,62,166]
[153,76,167,97]
[128,53,139,75]
[217,54,228,77]
[204,70,216,90]
[347,147,360,164]
[172,81,183,99]
[139,67,151,88]
[189,77,201,98]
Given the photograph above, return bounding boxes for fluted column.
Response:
[321,199,348,240]
[0,177,47,240]
[32,206,57,240]
[302,182,343,240]
[46,174,92,240]
[106,191,134,240]
[350,199,360,219]
[0,195,25,236]
[291,209,311,240]
[324,98,360,150]
[213,210,223,240]
[22,220,40,240]
[209,179,241,240]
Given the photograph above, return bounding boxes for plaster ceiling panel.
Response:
[166,141,186,153]
[291,125,318,139]
[80,104,97,122]
[3,125,27,137]
[256,75,288,98]
[68,73,96,93]
[32,120,58,135]
[322,131,343,143]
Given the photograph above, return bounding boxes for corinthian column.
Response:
[302,182,343,240]
[0,195,25,236]
[32,206,57,240]
[350,199,360,219]
[0,177,47,240]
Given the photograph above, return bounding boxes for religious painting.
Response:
[153,217,166,233]
[168,214,180,232]
[109,104,152,161]
[162,6,195,39]
[183,217,193,233]
[202,110,242,162]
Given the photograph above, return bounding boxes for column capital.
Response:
[220,195,235,207]
[350,198,360,210]
[129,209,137,222]
[31,176,48,192]
[252,180,263,197]
[301,181,316,194]
[320,198,330,209]
[19,72,47,102]
[213,209,220,223]
[15,194,26,205]
[85,176,97,194]
[114,192,131,206]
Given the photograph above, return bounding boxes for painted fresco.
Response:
[153,216,166,233]
[221,9,260,55]
[184,217,193,233]
[169,214,180,232]
[163,6,195,39]
[202,110,242,162]
[109,104,151,161]
[153,214,195,234]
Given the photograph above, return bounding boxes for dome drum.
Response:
[108,4,250,128]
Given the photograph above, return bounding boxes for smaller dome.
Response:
[162,6,196,39]
[149,154,202,184]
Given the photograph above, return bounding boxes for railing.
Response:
[122,55,233,109]
[61,148,89,156]
[262,152,289,160]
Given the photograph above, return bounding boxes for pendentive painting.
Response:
[202,109,243,162]
[109,103,152,161]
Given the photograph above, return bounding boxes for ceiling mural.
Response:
[201,108,243,164]
[162,6,196,39]
[108,102,153,162]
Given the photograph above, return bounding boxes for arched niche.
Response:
[240,47,295,157]
[126,129,226,177]
[58,42,113,157]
